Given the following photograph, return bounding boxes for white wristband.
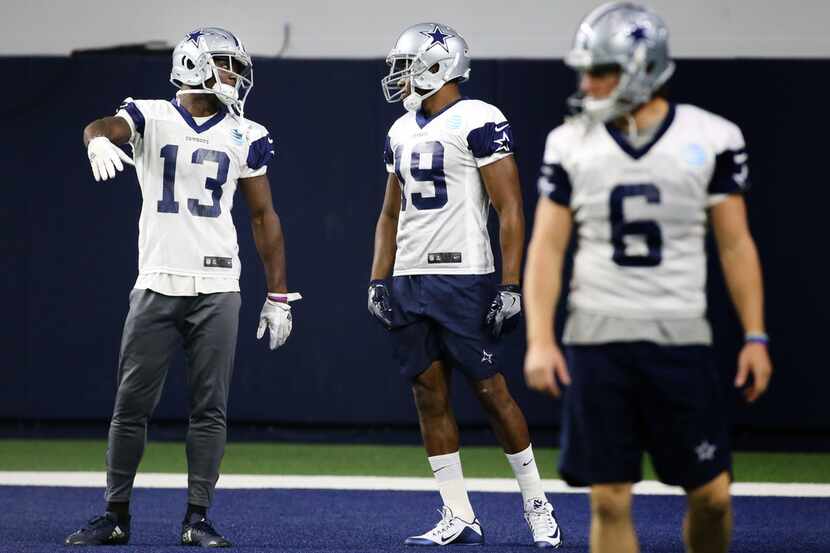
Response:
[267,292,302,303]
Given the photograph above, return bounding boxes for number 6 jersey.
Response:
[116,98,274,287]
[384,98,514,276]
[539,103,749,323]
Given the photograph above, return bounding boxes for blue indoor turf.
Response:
[0,486,826,552]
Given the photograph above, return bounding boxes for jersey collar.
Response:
[415,97,467,129]
[170,99,227,134]
[604,103,676,160]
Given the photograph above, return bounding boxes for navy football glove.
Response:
[368,280,393,328]
[485,284,522,337]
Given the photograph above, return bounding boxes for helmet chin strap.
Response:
[403,85,440,112]
[176,84,243,116]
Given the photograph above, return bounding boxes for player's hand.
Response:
[86,136,134,182]
[735,342,772,402]
[485,284,522,338]
[257,293,301,350]
[368,280,393,329]
[524,341,570,398]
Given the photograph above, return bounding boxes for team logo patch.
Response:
[447,114,463,129]
[683,143,707,167]
[231,128,245,145]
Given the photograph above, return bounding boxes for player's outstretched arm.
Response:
[523,197,572,397]
[711,195,772,402]
[481,156,525,286]
[368,174,402,328]
[83,116,134,181]
[83,116,132,147]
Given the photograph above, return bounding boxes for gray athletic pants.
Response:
[105,288,241,508]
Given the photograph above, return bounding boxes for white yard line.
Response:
[0,472,828,497]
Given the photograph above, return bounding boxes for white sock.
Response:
[506,444,547,505]
[428,451,475,522]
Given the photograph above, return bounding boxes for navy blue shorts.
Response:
[388,274,502,381]
[559,342,731,490]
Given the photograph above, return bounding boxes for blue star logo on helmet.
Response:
[187,30,205,45]
[420,25,454,53]
[628,25,649,42]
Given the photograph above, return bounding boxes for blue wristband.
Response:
[745,332,769,345]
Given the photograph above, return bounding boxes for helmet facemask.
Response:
[567,44,652,123]
[205,53,253,116]
[382,51,462,112]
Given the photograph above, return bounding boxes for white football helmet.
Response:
[382,22,470,112]
[565,2,675,123]
[170,27,253,117]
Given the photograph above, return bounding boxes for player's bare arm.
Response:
[710,195,772,402]
[240,174,287,293]
[83,116,134,182]
[370,173,402,280]
[481,155,524,286]
[241,174,297,350]
[83,116,132,146]
[523,196,573,397]
[367,173,402,328]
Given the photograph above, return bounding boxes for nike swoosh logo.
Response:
[432,465,450,474]
[495,123,510,132]
[522,458,533,466]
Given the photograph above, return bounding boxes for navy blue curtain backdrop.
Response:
[1,56,827,432]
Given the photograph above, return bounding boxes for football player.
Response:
[65,27,299,547]
[369,22,562,548]
[523,4,772,553]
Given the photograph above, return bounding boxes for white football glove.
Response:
[257,292,302,350]
[87,136,134,182]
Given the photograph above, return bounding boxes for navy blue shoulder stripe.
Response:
[247,134,275,171]
[123,102,145,136]
[467,121,514,158]
[539,162,572,206]
[383,135,393,165]
[709,147,750,194]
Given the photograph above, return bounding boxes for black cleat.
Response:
[65,512,130,545]
[181,517,232,548]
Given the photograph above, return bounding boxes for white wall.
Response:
[3,0,829,58]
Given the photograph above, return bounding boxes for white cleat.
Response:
[524,497,563,548]
[405,506,484,546]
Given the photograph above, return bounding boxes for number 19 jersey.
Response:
[539,103,750,319]
[116,98,274,282]
[384,98,514,276]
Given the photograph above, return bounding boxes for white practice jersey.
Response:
[539,103,749,319]
[116,98,274,282]
[384,98,514,276]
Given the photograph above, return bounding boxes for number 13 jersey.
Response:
[384,98,514,276]
[539,103,749,319]
[116,98,274,282]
